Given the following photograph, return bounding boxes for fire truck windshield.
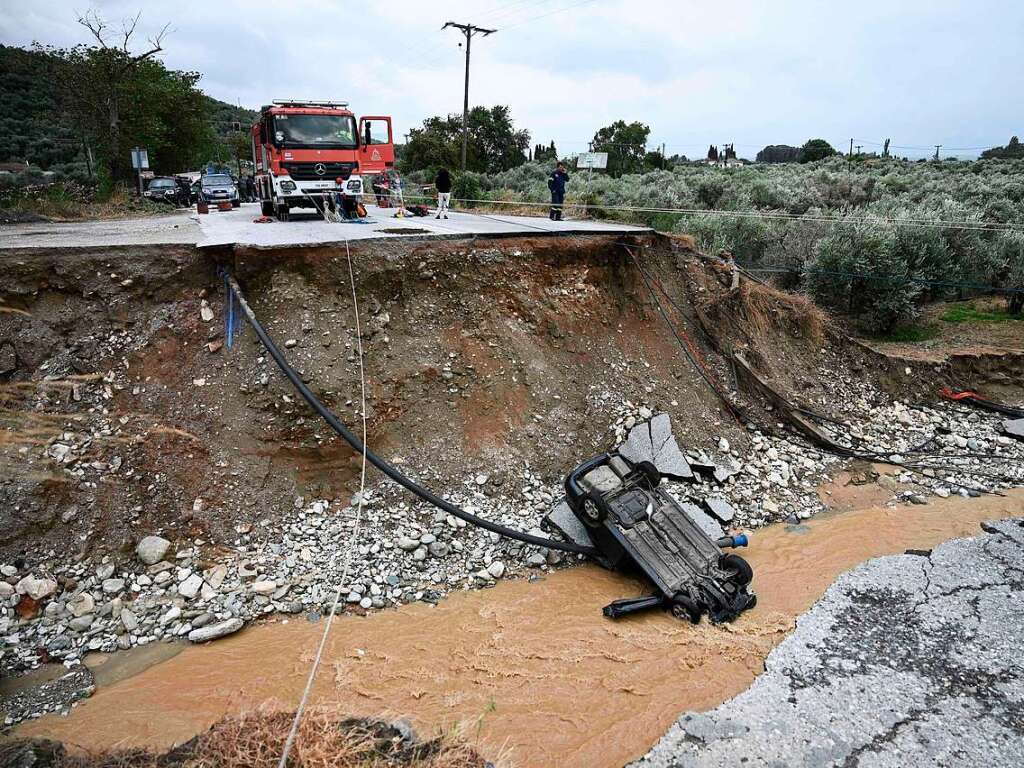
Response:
[272,114,357,149]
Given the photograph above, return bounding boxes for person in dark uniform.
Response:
[548,162,569,220]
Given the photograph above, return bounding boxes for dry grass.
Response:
[52,712,493,768]
[705,277,826,344]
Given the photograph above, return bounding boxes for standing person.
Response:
[374,173,391,207]
[435,167,452,219]
[548,162,569,220]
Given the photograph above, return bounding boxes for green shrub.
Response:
[807,221,920,333]
[451,172,482,209]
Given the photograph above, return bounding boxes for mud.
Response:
[16,490,1024,767]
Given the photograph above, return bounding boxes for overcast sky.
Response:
[4,0,1022,158]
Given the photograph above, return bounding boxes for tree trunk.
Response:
[108,96,123,182]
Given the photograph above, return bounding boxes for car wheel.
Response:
[231,200,240,208]
[719,553,753,587]
[579,491,610,527]
[637,460,661,489]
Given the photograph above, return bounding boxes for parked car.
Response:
[197,174,240,208]
[144,177,187,206]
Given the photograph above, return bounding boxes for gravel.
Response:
[2,394,1022,729]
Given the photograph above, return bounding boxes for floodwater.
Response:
[16,489,1024,767]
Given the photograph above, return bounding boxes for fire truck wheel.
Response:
[261,200,274,217]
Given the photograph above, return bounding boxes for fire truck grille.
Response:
[282,162,358,181]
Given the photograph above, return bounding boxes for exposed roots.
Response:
[703,279,826,348]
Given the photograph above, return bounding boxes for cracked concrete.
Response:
[632,518,1024,768]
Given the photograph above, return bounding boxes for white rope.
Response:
[277,238,368,767]
[395,193,1023,233]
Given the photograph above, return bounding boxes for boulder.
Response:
[15,575,58,601]
[136,536,171,565]
[188,617,244,643]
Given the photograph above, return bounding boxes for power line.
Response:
[499,0,604,30]
[398,193,1023,233]
[739,265,1024,295]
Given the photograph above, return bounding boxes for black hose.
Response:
[226,275,596,557]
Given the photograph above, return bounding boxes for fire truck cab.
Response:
[251,100,394,220]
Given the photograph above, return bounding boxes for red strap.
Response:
[939,387,978,401]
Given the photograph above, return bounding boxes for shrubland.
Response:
[446,156,1024,332]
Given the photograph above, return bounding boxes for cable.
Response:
[620,244,744,421]
[500,0,604,30]
[740,265,1024,295]
[225,275,595,556]
[277,241,368,768]
[397,193,1023,233]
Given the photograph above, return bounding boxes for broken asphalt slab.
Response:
[632,518,1024,768]
[619,414,695,481]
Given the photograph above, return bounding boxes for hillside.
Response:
[0,45,256,174]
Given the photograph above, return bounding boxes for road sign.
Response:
[131,148,149,170]
[577,152,608,170]
[140,170,155,179]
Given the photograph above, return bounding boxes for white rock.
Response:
[204,564,228,589]
[188,618,243,643]
[15,575,58,601]
[159,606,181,625]
[179,574,204,599]
[136,536,171,566]
[102,578,125,594]
[487,561,506,579]
[68,593,95,618]
[121,608,138,631]
[251,580,277,595]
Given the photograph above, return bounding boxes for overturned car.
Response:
[562,451,756,624]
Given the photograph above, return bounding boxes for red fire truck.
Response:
[251,100,394,220]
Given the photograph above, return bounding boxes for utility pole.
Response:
[443,21,496,171]
[933,144,942,161]
[855,144,862,155]
[849,138,854,158]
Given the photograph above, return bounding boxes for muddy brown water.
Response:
[16,489,1024,767]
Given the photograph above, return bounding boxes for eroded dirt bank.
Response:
[16,490,1024,768]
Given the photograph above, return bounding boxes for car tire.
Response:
[719,553,753,587]
[231,200,240,208]
[579,490,610,527]
[637,460,661,489]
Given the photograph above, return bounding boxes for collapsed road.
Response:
[2,224,1024,764]
[634,518,1024,768]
